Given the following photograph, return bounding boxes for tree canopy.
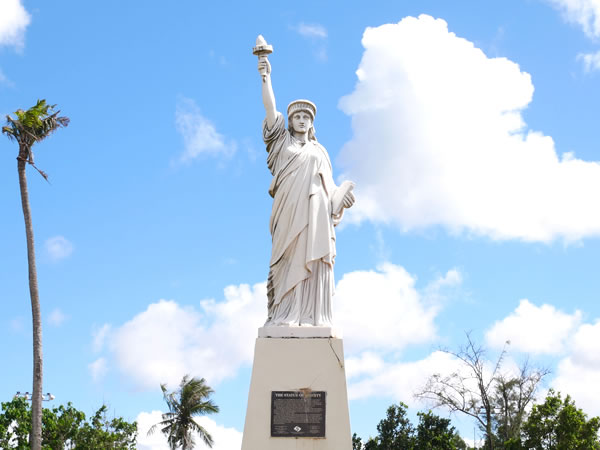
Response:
[352,402,466,450]
[0,397,137,449]
[521,390,600,450]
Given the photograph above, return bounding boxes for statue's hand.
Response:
[342,190,356,209]
[258,57,271,77]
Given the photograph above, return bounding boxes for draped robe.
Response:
[263,113,342,326]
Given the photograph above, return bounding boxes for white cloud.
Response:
[0,0,30,50]
[554,353,600,416]
[568,320,600,368]
[136,410,242,450]
[547,0,600,38]
[551,321,600,416]
[89,357,108,382]
[175,98,236,162]
[578,49,600,71]
[485,302,600,416]
[108,282,265,389]
[295,23,328,39]
[92,323,111,352]
[338,15,600,242]
[345,352,385,379]
[44,236,74,261]
[486,299,582,354]
[335,264,460,354]
[48,308,67,327]
[100,262,457,391]
[348,351,461,401]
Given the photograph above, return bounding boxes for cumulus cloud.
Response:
[89,357,108,382]
[338,15,600,242]
[295,23,328,39]
[345,352,385,379]
[568,320,600,368]
[136,411,242,450]
[485,301,600,416]
[578,49,600,71]
[44,236,74,261]
[108,282,265,389]
[547,0,600,38]
[0,0,30,50]
[486,299,582,354]
[336,264,463,402]
[98,262,457,391]
[48,308,67,327]
[348,351,460,401]
[334,264,460,354]
[550,320,600,416]
[175,98,236,162]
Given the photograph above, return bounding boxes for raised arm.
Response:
[258,57,277,129]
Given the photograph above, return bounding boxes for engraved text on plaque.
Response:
[270,391,326,438]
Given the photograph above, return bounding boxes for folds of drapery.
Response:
[263,113,337,325]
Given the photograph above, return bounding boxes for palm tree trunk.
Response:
[17,146,43,450]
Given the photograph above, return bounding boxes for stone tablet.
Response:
[271,391,326,438]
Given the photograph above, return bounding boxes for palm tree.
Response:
[2,100,69,450]
[148,375,219,449]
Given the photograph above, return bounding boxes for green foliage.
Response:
[0,398,137,449]
[416,410,467,449]
[375,402,416,449]
[0,397,31,449]
[353,432,364,450]
[353,403,466,450]
[522,389,600,450]
[149,375,219,449]
[74,405,137,449]
[41,403,85,449]
[2,99,70,149]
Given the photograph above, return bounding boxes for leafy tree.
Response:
[0,397,136,449]
[149,375,219,449]
[353,432,365,450]
[0,397,31,448]
[353,403,466,449]
[522,389,600,450]
[3,100,69,449]
[41,402,85,449]
[373,402,416,449]
[416,410,467,449]
[75,405,137,449]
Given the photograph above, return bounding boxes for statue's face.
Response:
[291,111,312,135]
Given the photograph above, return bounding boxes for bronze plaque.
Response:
[271,391,326,438]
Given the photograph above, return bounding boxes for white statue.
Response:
[255,36,355,328]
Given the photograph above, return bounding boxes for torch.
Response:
[253,35,273,82]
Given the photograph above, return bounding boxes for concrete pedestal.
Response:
[241,337,352,449]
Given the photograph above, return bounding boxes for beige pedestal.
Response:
[241,337,352,450]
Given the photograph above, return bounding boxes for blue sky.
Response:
[2,0,600,447]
